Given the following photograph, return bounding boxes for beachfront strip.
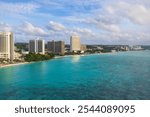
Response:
[0,31,144,67]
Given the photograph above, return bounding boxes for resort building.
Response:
[80,44,87,52]
[29,39,45,54]
[70,36,81,52]
[0,32,14,62]
[47,40,55,53]
[55,41,65,55]
[47,40,65,55]
[14,52,22,61]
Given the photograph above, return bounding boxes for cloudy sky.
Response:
[0,0,150,45]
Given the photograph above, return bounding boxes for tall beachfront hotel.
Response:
[70,36,81,52]
[29,40,45,54]
[0,32,14,62]
[47,40,65,55]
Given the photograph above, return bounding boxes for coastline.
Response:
[0,62,30,68]
[54,52,114,59]
[0,51,131,69]
[0,52,115,68]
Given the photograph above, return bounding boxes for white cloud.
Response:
[47,21,66,31]
[20,22,47,36]
[99,23,120,33]
[45,21,95,42]
[0,2,39,15]
[0,22,12,31]
[70,28,95,38]
[127,5,150,25]
[83,17,121,33]
[0,0,150,44]
[35,0,63,8]
[106,1,150,25]
[35,0,101,11]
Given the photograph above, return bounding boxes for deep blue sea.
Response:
[0,51,150,100]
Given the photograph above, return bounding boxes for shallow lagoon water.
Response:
[0,51,150,100]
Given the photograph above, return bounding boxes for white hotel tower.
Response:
[29,39,45,54]
[0,32,14,62]
[70,35,81,52]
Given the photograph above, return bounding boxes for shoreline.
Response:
[0,53,112,68]
[0,50,145,69]
[0,62,30,68]
[54,52,114,59]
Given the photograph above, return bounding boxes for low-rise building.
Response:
[80,44,87,51]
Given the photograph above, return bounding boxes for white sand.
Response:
[0,62,29,68]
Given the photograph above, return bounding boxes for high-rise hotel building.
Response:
[47,40,55,53]
[70,36,81,52]
[47,40,65,55]
[55,41,65,55]
[29,40,45,54]
[0,32,14,61]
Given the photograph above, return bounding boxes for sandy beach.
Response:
[0,62,29,68]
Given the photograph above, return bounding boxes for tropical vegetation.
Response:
[24,53,55,62]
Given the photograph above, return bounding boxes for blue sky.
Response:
[0,0,150,44]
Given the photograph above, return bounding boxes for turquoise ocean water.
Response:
[0,51,150,100]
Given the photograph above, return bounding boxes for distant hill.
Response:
[15,43,29,51]
[141,46,150,50]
